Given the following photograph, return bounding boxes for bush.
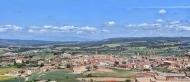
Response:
[86,74,93,77]
[125,79,131,82]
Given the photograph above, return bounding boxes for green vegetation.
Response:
[28,70,81,82]
[0,78,24,82]
[0,68,18,75]
[104,43,121,47]
[153,67,172,73]
[125,79,132,82]
[2,37,190,57]
[0,76,16,81]
[31,52,54,60]
[0,68,19,81]
[0,48,8,55]
[82,69,135,78]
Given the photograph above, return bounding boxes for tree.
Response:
[86,74,92,77]
[114,61,119,66]
[93,65,98,69]
[66,64,72,68]
[125,79,131,82]
[122,61,127,64]
[186,67,190,71]
[40,63,44,67]
[86,66,91,71]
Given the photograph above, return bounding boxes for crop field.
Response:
[0,76,16,81]
[0,68,18,75]
[0,78,24,82]
[0,68,19,81]
[82,69,136,78]
[104,44,121,47]
[28,69,81,82]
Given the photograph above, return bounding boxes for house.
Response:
[60,53,71,58]
[15,59,23,63]
[73,66,87,74]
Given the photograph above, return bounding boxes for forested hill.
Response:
[1,37,190,47]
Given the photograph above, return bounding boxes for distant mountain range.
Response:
[1,37,190,47]
[0,39,57,47]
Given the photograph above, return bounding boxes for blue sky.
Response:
[0,0,190,41]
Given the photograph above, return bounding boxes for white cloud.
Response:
[156,19,164,22]
[28,29,34,33]
[26,25,98,34]
[43,25,52,28]
[60,26,78,32]
[101,29,110,33]
[135,6,190,9]
[126,20,190,33]
[170,21,180,24]
[79,26,97,34]
[127,24,136,27]
[2,20,190,36]
[179,25,190,30]
[105,21,116,26]
[0,25,22,32]
[0,28,7,32]
[108,21,115,25]
[39,29,49,32]
[158,9,167,14]
[76,31,83,34]
[138,23,148,27]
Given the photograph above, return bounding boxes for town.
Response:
[1,49,190,82]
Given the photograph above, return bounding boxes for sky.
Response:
[0,0,190,41]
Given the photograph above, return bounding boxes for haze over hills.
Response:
[0,39,58,47]
[1,37,190,47]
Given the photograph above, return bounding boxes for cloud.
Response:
[28,29,34,33]
[158,9,167,14]
[126,24,136,27]
[0,24,113,35]
[156,19,164,22]
[26,25,98,34]
[169,21,180,24]
[80,26,97,33]
[105,21,116,26]
[1,20,190,38]
[135,6,190,9]
[0,25,23,32]
[101,29,110,33]
[137,23,148,27]
[180,26,190,30]
[125,20,190,33]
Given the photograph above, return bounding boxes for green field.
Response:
[28,69,81,82]
[104,44,121,47]
[0,68,19,81]
[0,76,16,81]
[0,68,18,75]
[0,78,24,82]
[82,69,135,78]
